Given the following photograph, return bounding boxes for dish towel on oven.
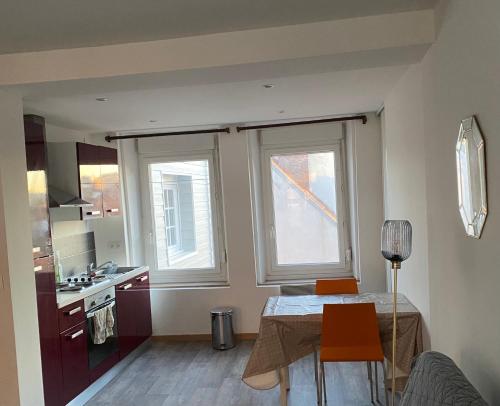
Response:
[93,303,115,344]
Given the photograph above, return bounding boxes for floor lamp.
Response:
[381,220,412,406]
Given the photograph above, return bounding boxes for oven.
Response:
[84,286,119,379]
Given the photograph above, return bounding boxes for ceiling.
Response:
[2,0,438,54]
[24,65,408,132]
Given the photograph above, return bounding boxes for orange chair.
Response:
[318,303,387,406]
[313,278,358,404]
[315,278,359,295]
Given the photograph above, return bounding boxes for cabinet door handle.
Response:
[136,275,148,282]
[119,283,132,290]
[66,306,82,316]
[32,247,41,254]
[86,210,101,216]
[67,329,84,340]
[34,265,43,272]
[106,208,119,213]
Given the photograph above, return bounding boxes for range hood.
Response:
[48,185,92,208]
[47,142,92,211]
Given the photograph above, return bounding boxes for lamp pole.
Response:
[381,219,412,406]
[391,260,401,406]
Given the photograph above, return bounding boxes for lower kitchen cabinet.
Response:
[116,271,152,358]
[135,272,152,345]
[60,321,89,404]
[35,258,63,406]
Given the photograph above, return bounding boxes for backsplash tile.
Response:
[54,232,96,279]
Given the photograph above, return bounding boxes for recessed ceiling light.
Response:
[96,97,108,102]
[262,84,275,89]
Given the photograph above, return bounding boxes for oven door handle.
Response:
[86,300,115,318]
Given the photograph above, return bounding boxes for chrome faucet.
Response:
[86,262,95,276]
[97,260,116,270]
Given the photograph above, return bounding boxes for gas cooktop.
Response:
[57,276,108,292]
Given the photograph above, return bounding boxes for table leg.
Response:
[285,366,290,391]
[279,367,288,406]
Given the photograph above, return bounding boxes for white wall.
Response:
[383,1,500,402]
[349,114,387,293]
[0,10,434,86]
[117,139,144,266]
[382,65,431,348]
[124,121,385,335]
[0,90,44,405]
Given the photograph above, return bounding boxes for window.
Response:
[270,150,341,265]
[251,123,351,283]
[142,151,226,286]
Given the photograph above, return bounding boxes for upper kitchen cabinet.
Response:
[24,115,52,258]
[47,142,121,221]
[77,143,121,219]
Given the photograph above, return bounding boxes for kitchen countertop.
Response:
[56,265,149,309]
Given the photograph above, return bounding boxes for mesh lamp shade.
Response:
[381,220,412,264]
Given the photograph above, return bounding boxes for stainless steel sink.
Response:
[97,266,137,275]
[116,266,138,273]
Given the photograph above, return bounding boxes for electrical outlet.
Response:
[108,241,122,249]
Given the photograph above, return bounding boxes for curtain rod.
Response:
[105,114,367,142]
[236,115,367,132]
[105,127,231,142]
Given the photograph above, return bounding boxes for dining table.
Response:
[242,292,423,406]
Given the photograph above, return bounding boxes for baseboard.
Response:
[152,333,258,342]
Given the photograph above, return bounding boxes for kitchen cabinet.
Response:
[60,321,89,404]
[77,143,121,220]
[58,300,85,333]
[134,272,153,345]
[24,115,52,259]
[80,182,103,219]
[46,141,121,221]
[24,114,63,406]
[116,271,152,358]
[34,256,63,406]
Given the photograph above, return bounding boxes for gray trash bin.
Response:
[211,307,235,350]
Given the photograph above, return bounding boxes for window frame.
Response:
[163,184,181,251]
[140,149,227,287]
[260,140,352,282]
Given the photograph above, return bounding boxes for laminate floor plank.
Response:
[85,341,389,406]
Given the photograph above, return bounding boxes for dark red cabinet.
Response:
[116,271,152,359]
[60,322,89,404]
[24,115,52,259]
[58,300,85,333]
[77,143,121,220]
[25,115,63,406]
[80,182,103,219]
[116,279,137,358]
[135,273,153,345]
[102,183,121,216]
[34,257,63,406]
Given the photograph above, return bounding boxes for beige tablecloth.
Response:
[242,293,422,392]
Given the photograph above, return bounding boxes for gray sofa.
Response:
[401,351,488,406]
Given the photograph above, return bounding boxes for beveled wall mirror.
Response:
[456,116,487,238]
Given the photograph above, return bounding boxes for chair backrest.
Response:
[315,278,358,295]
[400,351,488,406]
[321,303,383,360]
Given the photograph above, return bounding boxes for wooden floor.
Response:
[86,340,388,406]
